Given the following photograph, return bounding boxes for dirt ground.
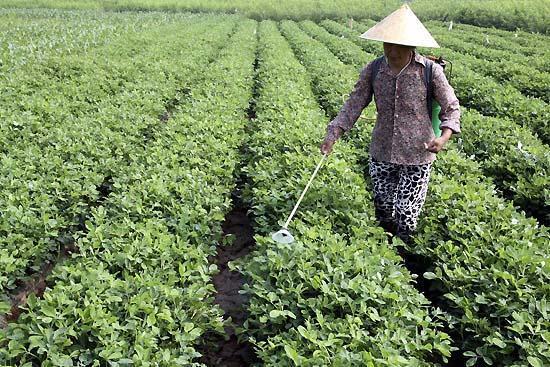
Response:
[198,205,259,366]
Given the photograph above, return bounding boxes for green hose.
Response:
[432,100,442,137]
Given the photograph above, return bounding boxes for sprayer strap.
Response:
[425,59,434,120]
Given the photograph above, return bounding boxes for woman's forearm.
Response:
[440,127,453,141]
[326,125,344,142]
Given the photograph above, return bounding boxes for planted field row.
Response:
[423,25,550,101]
[0,0,400,21]
[3,0,549,34]
[426,18,550,49]
[234,20,453,366]
[0,14,237,312]
[0,11,209,146]
[408,0,550,35]
[424,20,550,70]
[0,9,547,366]
[456,111,549,225]
[287,20,549,366]
[0,9,148,72]
[0,19,258,365]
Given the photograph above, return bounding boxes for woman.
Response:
[320,4,460,243]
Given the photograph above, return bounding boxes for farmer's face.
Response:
[383,42,413,63]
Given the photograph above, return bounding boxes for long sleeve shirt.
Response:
[326,53,461,165]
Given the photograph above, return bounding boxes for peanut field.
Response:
[0,4,548,367]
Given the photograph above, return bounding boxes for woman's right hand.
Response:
[320,138,335,155]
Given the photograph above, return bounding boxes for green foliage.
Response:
[424,23,550,102]
[0,6,548,366]
[416,150,550,366]
[299,20,367,70]
[0,14,258,365]
[0,0,401,21]
[3,0,549,34]
[425,20,550,73]
[410,0,550,34]
[0,10,235,305]
[279,21,368,119]
[445,21,550,57]
[457,110,549,224]
[449,63,550,144]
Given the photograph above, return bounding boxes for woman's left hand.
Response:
[425,128,453,153]
[425,137,447,153]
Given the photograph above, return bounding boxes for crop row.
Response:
[409,0,550,35]
[456,111,549,225]
[424,20,550,69]
[1,17,175,304]
[0,14,237,312]
[444,21,550,54]
[434,62,549,147]
[2,5,214,333]
[348,18,549,74]
[0,16,257,365]
[0,9,139,72]
[0,11,207,146]
[234,19,454,366]
[423,25,550,101]
[291,20,549,366]
[0,0,402,21]
[3,0,550,34]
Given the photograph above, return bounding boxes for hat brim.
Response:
[359,4,440,48]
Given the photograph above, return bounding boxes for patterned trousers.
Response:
[368,159,432,242]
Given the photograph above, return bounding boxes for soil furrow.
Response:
[199,26,261,366]
[199,195,258,366]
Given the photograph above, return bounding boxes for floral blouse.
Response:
[326,52,461,165]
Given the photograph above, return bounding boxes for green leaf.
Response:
[482,355,493,365]
[51,354,74,367]
[184,323,194,333]
[268,309,296,319]
[28,335,45,351]
[490,337,506,349]
[0,300,11,314]
[423,272,437,280]
[269,310,282,318]
[284,345,300,364]
[527,356,543,367]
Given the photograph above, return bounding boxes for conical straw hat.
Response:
[360,4,439,48]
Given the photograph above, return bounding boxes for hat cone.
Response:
[360,4,439,48]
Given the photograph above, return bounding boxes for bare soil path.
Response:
[199,196,259,366]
